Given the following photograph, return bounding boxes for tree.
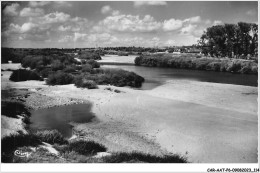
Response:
[198,22,258,58]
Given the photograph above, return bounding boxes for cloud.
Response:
[29,1,51,7]
[58,25,72,32]
[58,35,73,43]
[213,20,223,26]
[29,1,71,8]
[38,12,71,24]
[74,32,88,41]
[98,14,161,32]
[134,1,167,7]
[101,5,112,14]
[20,23,38,33]
[3,3,20,16]
[163,18,183,31]
[20,8,44,17]
[184,16,201,23]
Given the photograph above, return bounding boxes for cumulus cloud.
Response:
[134,1,167,7]
[180,24,197,35]
[98,14,161,32]
[39,12,71,24]
[3,3,20,16]
[213,20,223,26]
[101,5,112,14]
[74,32,88,41]
[163,18,183,31]
[20,7,44,17]
[184,16,201,23]
[58,25,72,32]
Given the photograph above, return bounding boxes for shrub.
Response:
[1,101,30,118]
[35,130,68,145]
[63,65,77,73]
[46,72,74,85]
[206,62,221,71]
[74,77,98,89]
[51,60,65,71]
[39,68,53,78]
[79,52,101,60]
[134,56,142,65]
[102,152,187,163]
[85,59,100,68]
[81,64,93,73]
[68,140,106,156]
[9,69,43,82]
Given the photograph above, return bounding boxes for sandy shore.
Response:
[1,64,258,163]
[99,55,136,64]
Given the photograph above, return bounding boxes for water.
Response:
[30,104,95,138]
[102,65,258,90]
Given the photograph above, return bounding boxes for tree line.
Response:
[198,22,258,58]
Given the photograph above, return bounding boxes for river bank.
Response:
[1,63,258,163]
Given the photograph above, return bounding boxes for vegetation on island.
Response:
[6,50,145,88]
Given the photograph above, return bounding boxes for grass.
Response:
[102,152,188,163]
[35,130,68,145]
[67,140,107,156]
[2,132,188,163]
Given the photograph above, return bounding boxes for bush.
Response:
[1,101,31,118]
[85,59,100,68]
[9,69,43,82]
[51,60,65,71]
[35,130,68,145]
[68,140,106,156]
[46,72,74,85]
[74,76,98,89]
[39,68,53,78]
[102,152,187,163]
[63,65,77,73]
[79,52,101,60]
[81,64,93,73]
[77,68,145,88]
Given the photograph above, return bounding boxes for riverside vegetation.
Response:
[135,54,258,74]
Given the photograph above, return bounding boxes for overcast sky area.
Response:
[1,1,258,48]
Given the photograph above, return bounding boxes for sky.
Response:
[1,1,258,48]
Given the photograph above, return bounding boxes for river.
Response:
[100,55,257,90]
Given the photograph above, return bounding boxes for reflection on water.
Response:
[30,104,95,138]
[102,65,258,90]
